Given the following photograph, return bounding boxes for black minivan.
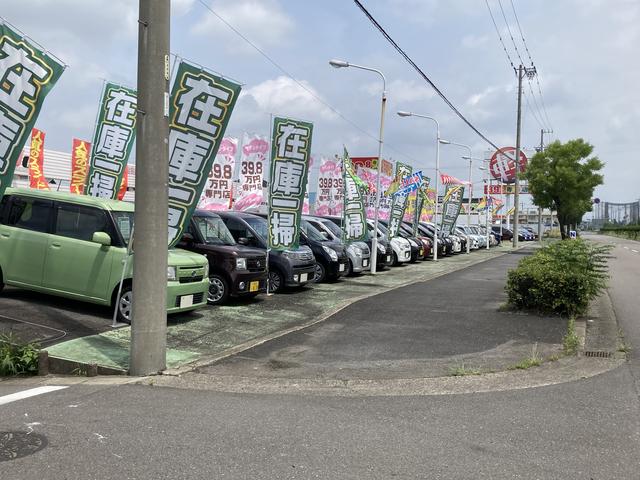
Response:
[252,213,348,283]
[178,210,267,305]
[217,211,316,293]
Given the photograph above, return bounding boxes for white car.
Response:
[367,220,411,266]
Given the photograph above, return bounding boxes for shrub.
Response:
[506,239,610,316]
[0,334,40,376]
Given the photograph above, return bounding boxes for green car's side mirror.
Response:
[92,231,112,247]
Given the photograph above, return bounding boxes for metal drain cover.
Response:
[0,431,48,462]
[584,351,613,358]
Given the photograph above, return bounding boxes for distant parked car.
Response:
[218,211,315,293]
[321,215,393,270]
[492,226,513,241]
[304,215,371,276]
[379,219,425,262]
[367,219,412,265]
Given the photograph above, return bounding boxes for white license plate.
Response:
[179,294,194,308]
[386,255,391,262]
[339,263,345,272]
[363,259,369,267]
[300,273,308,282]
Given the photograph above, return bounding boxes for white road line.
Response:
[632,249,639,253]
[624,246,629,250]
[0,386,68,406]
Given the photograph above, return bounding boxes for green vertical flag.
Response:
[0,23,64,199]
[388,161,413,238]
[413,176,431,236]
[85,82,137,199]
[167,60,242,247]
[342,147,368,242]
[267,116,313,250]
[441,185,464,235]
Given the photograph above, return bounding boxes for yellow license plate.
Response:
[249,281,259,292]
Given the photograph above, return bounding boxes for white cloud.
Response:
[240,76,336,121]
[191,0,293,53]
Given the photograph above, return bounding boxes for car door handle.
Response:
[0,233,9,238]
[50,242,61,248]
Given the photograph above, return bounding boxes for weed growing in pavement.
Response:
[563,317,580,355]
[508,344,543,370]
[448,363,482,377]
[0,333,40,376]
[617,328,631,355]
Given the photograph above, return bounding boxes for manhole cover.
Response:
[0,431,48,462]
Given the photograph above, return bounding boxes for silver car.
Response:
[304,216,371,275]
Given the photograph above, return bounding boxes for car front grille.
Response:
[178,266,205,283]
[247,257,266,272]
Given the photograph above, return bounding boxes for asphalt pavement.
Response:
[198,250,566,379]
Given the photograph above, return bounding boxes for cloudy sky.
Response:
[2,0,638,203]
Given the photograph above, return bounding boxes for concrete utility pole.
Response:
[130,0,170,376]
[512,65,523,248]
[536,128,552,242]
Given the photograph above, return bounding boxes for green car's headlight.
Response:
[167,266,177,281]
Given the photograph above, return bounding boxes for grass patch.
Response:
[0,333,40,376]
[508,344,543,370]
[563,317,580,355]
[448,363,482,377]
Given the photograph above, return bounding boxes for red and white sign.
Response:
[484,184,529,194]
[489,147,527,183]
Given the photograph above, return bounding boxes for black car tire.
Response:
[267,269,284,293]
[116,284,133,324]
[208,274,230,305]
[346,259,354,276]
[392,251,399,266]
[313,262,326,283]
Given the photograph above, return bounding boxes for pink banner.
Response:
[314,155,343,216]
[199,137,238,211]
[233,133,268,211]
[356,165,393,220]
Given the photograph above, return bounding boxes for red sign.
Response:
[484,184,529,194]
[489,147,527,183]
[351,157,394,177]
[28,129,50,190]
[70,138,91,195]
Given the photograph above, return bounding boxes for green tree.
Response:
[524,139,604,239]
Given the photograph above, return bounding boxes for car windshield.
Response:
[193,215,236,245]
[319,219,343,239]
[112,211,134,246]
[244,216,268,241]
[301,219,327,242]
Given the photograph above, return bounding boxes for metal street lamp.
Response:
[475,161,491,250]
[396,111,441,261]
[440,140,472,253]
[330,59,386,274]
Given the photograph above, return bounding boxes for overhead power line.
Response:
[352,0,502,152]
[507,0,554,130]
[195,0,418,164]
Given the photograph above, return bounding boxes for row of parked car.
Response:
[0,188,501,325]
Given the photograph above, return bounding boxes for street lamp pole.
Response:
[397,111,441,261]
[440,140,472,254]
[330,59,386,274]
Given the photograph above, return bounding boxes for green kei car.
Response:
[0,188,209,323]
